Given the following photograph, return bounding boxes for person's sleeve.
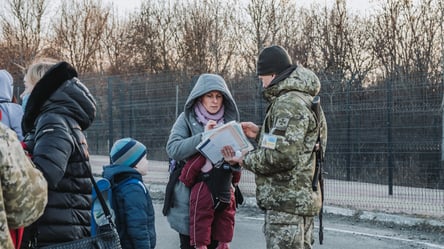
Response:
[146,192,156,249]
[1,127,48,229]
[244,100,314,175]
[10,106,24,141]
[122,184,153,249]
[232,169,241,184]
[320,106,328,156]
[166,113,202,161]
[178,153,206,187]
[32,115,74,189]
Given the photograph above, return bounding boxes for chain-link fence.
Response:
[80,71,443,218]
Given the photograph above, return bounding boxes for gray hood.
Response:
[184,73,239,123]
[0,70,13,102]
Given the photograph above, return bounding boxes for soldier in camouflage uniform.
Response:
[0,123,47,249]
[222,45,327,249]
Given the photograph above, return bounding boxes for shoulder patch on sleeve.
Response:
[275,117,290,131]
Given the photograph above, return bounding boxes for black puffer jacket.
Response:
[21,62,96,247]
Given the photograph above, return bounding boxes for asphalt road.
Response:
[91,156,444,249]
[154,202,265,248]
[153,200,444,249]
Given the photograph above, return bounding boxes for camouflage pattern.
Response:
[243,65,327,247]
[264,210,314,249]
[0,123,48,249]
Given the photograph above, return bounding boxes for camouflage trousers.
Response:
[264,210,315,249]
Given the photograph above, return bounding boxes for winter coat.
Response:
[165,73,240,235]
[103,165,156,249]
[21,62,96,247]
[0,123,47,249]
[243,65,328,216]
[179,154,240,246]
[0,75,23,140]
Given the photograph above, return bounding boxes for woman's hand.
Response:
[221,145,244,166]
[205,120,218,131]
[241,122,259,139]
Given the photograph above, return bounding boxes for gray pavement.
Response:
[90,155,444,230]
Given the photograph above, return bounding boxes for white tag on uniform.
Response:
[261,133,277,149]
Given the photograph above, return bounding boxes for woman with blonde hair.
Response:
[20,58,58,109]
[20,58,97,248]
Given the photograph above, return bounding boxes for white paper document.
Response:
[196,121,254,164]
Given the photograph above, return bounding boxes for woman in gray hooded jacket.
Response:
[165,73,240,249]
[0,69,23,140]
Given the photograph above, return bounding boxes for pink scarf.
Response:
[195,101,225,171]
[194,101,225,125]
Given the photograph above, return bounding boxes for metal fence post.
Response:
[387,78,393,195]
[347,79,351,181]
[107,78,113,153]
[175,84,179,118]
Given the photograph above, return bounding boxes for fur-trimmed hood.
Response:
[22,61,96,133]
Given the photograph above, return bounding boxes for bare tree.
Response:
[293,1,375,148]
[100,11,133,74]
[240,0,275,73]
[166,0,240,76]
[49,0,110,73]
[403,0,441,78]
[205,0,242,76]
[123,1,163,73]
[174,0,214,74]
[0,0,47,76]
[240,0,301,74]
[151,0,179,72]
[369,0,441,79]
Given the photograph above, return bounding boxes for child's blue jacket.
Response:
[103,164,156,249]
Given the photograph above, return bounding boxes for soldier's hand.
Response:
[240,122,259,139]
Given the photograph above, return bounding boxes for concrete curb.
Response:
[324,206,444,229]
[147,183,444,230]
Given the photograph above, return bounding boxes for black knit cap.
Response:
[256,45,292,76]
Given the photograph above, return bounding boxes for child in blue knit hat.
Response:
[102,137,156,249]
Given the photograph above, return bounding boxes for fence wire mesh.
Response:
[80,72,443,218]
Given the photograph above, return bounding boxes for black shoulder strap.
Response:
[68,126,117,228]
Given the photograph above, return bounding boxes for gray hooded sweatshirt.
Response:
[0,70,23,140]
[165,73,239,235]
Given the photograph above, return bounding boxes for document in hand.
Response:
[196,121,254,164]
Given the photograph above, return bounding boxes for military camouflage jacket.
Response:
[0,123,47,249]
[243,65,327,216]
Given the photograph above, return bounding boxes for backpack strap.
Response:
[119,178,147,194]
